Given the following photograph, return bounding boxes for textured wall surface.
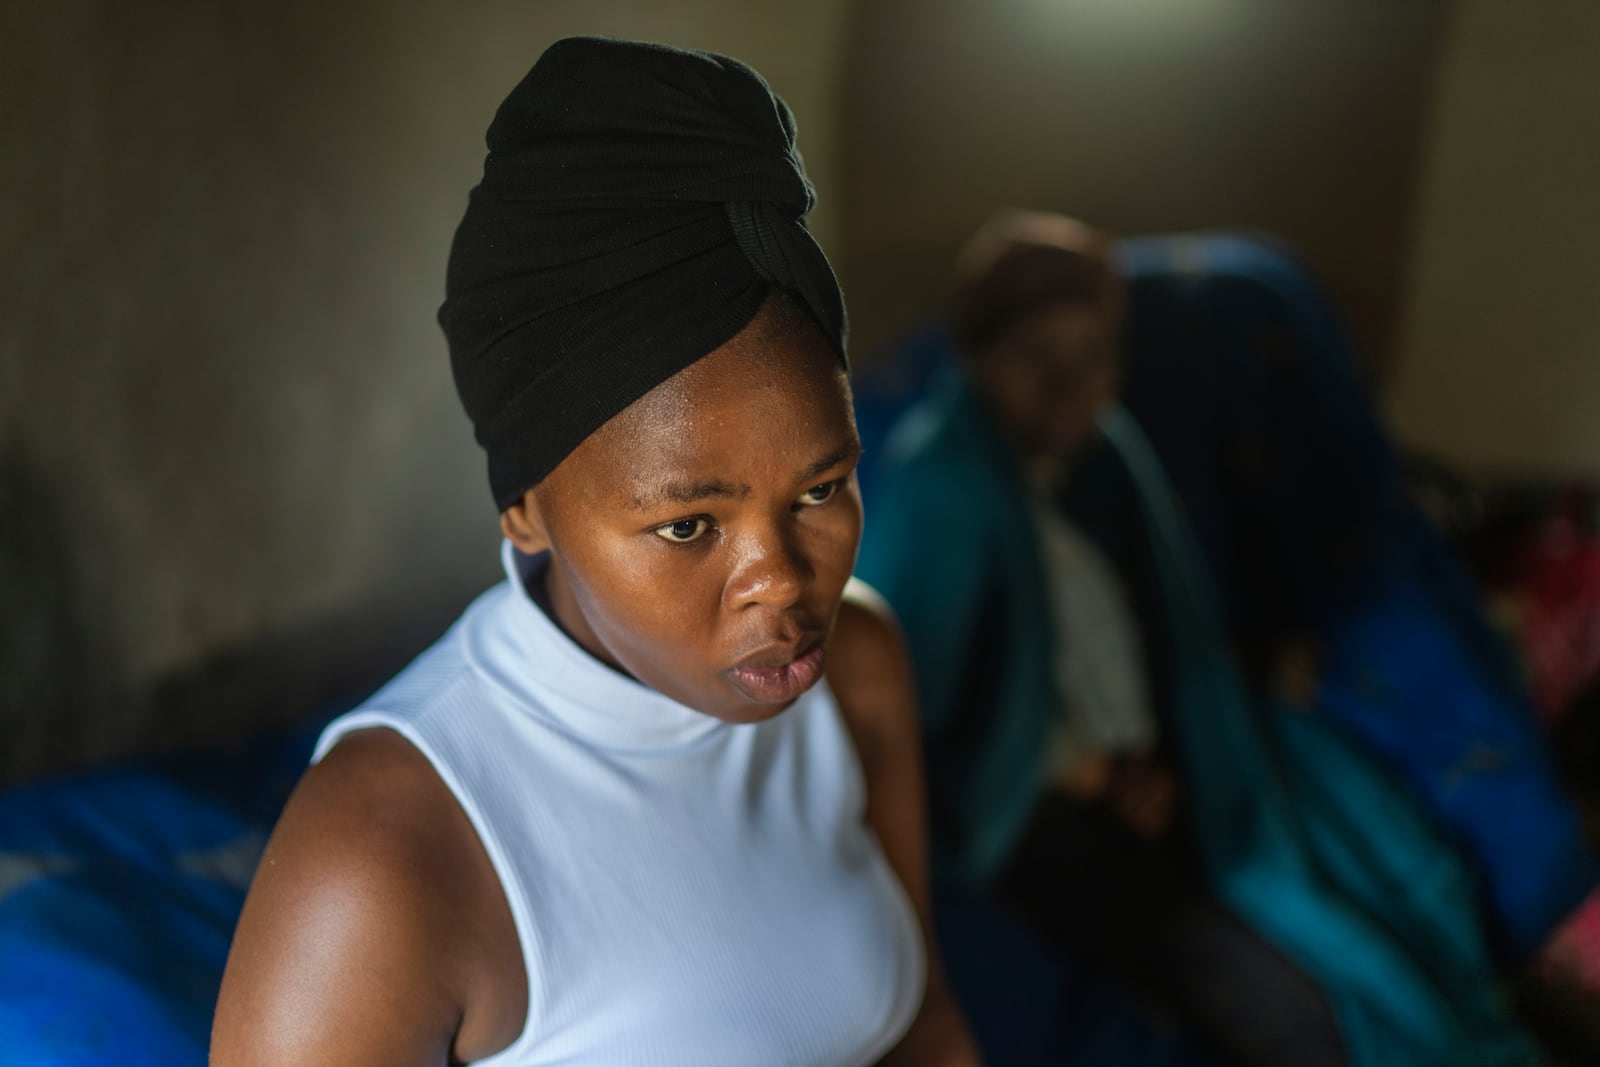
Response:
[0,1,849,781]
[1386,1,1600,477]
[834,0,1450,366]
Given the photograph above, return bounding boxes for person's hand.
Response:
[1105,751,1179,841]
[1056,750,1114,799]
[1272,639,1323,709]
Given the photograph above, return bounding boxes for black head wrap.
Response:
[439,36,848,510]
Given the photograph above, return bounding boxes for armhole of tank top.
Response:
[313,711,543,1065]
[810,679,871,819]
[857,851,928,1067]
[807,684,929,1063]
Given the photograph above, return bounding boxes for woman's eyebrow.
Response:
[628,479,747,512]
[626,441,863,512]
[798,440,863,483]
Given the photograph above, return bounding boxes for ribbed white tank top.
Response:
[313,542,925,1066]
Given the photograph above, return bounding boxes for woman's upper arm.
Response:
[828,585,932,922]
[211,733,469,1067]
[830,586,987,1066]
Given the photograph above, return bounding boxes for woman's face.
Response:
[505,301,863,724]
[971,300,1118,471]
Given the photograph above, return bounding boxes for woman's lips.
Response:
[726,642,826,705]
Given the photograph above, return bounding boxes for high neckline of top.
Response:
[462,540,731,752]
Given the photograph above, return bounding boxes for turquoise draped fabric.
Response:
[859,370,1539,1062]
[1099,405,1534,1065]
[857,372,1058,887]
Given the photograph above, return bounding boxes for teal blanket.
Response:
[1101,406,1533,1065]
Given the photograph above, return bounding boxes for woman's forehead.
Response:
[552,326,855,498]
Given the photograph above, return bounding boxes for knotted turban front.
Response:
[439,36,848,510]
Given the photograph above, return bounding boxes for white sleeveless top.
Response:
[313,542,925,1066]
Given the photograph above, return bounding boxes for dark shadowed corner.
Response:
[0,443,125,783]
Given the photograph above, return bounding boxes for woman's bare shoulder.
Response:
[211,727,525,1066]
[260,727,473,920]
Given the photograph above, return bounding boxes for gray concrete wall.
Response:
[0,1,849,781]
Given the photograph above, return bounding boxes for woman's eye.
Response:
[797,480,838,507]
[654,517,710,544]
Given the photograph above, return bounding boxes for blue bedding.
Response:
[0,718,326,1064]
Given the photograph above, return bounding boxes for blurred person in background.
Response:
[857,212,1344,1067]
[858,211,1544,1067]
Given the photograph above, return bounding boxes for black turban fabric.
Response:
[439,36,848,510]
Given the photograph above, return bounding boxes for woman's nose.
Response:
[723,524,811,613]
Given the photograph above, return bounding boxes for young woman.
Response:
[212,37,978,1067]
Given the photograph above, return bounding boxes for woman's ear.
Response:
[500,488,553,555]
